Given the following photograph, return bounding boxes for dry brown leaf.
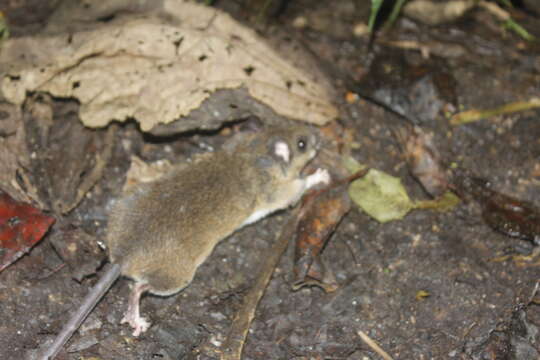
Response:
[0,0,337,133]
[0,101,39,204]
[20,95,114,214]
[451,173,540,245]
[292,188,350,293]
[396,125,449,197]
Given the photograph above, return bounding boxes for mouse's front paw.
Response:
[306,168,331,189]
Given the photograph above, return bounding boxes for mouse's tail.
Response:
[38,263,121,360]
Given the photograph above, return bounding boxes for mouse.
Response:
[39,124,330,360]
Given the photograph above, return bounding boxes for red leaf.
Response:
[0,191,55,272]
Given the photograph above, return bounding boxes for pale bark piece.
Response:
[0,0,337,133]
[403,0,476,26]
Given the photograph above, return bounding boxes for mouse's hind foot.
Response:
[122,282,152,336]
[122,311,151,337]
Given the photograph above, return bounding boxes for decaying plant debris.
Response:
[292,168,369,293]
[451,172,540,246]
[0,0,337,135]
[393,124,449,197]
[1,0,539,359]
[22,94,116,214]
[0,191,55,272]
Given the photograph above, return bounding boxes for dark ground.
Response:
[1,1,540,359]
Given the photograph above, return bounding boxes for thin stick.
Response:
[39,264,121,360]
[357,330,394,360]
[221,210,300,360]
[220,170,368,359]
[450,97,540,125]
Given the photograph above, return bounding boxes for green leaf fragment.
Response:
[0,12,9,43]
[368,0,385,32]
[349,169,414,223]
[345,157,414,223]
[344,157,459,223]
[386,0,407,29]
[504,19,535,41]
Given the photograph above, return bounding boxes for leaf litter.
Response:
[0,0,337,134]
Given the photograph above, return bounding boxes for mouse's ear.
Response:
[274,141,290,163]
[271,139,291,163]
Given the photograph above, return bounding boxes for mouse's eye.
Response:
[297,136,308,152]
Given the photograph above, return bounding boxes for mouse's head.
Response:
[260,125,320,177]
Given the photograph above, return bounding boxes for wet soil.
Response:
[1,1,540,359]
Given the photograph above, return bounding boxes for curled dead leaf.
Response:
[293,188,350,292]
[451,173,540,245]
[0,0,337,133]
[395,125,449,197]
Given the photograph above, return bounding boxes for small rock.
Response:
[67,334,98,353]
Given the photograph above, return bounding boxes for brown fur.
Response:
[107,125,320,296]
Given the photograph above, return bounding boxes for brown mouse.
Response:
[39,124,330,359]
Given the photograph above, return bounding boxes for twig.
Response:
[478,0,509,21]
[528,280,540,305]
[220,169,368,359]
[220,209,301,360]
[357,330,394,360]
[450,97,540,125]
